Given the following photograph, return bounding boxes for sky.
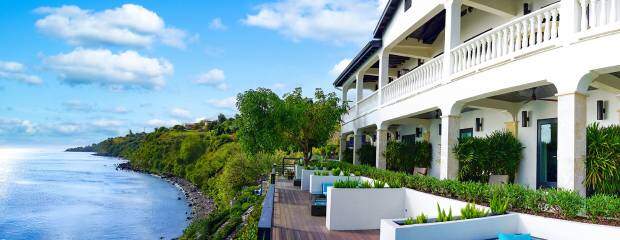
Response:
[0,0,388,147]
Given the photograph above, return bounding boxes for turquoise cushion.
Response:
[498,233,531,240]
[322,183,333,195]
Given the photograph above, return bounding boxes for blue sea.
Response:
[0,149,190,239]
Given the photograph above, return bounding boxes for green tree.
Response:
[236,87,346,165]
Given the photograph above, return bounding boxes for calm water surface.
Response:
[0,149,190,240]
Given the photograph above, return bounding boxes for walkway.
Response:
[272,179,379,240]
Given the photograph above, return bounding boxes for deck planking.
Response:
[272,179,379,240]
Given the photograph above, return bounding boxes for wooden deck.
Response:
[272,179,379,240]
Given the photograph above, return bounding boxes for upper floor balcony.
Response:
[337,0,620,125]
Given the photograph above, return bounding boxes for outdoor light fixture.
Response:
[475,118,483,132]
[415,128,423,137]
[522,111,530,127]
[597,100,607,120]
[438,124,442,135]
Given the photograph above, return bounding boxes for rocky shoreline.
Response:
[116,161,214,221]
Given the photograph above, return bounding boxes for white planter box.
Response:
[309,175,360,194]
[516,212,620,240]
[380,214,520,240]
[300,169,315,191]
[327,187,405,230]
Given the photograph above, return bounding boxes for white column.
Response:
[353,131,362,165]
[440,115,460,179]
[556,92,587,196]
[355,71,364,114]
[375,128,388,169]
[342,84,349,105]
[443,0,462,78]
[560,0,581,39]
[339,133,347,162]
[378,50,390,104]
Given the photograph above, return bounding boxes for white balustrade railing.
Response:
[381,57,443,105]
[357,91,379,115]
[578,0,620,31]
[451,3,561,75]
[342,105,357,123]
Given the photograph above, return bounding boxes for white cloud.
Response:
[62,100,94,112]
[110,106,129,114]
[243,0,384,43]
[329,58,352,77]
[92,119,124,128]
[146,118,180,127]
[273,82,286,90]
[54,123,81,134]
[35,4,190,49]
[44,48,173,89]
[209,18,227,30]
[0,61,43,85]
[206,97,237,110]
[194,68,228,90]
[170,107,192,119]
[0,118,39,135]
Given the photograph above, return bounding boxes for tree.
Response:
[236,87,346,165]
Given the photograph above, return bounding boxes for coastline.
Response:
[116,161,214,222]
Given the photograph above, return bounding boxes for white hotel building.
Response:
[335,0,620,196]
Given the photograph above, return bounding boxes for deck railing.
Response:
[380,56,443,105]
[579,0,620,32]
[342,105,357,123]
[450,3,561,75]
[357,91,379,115]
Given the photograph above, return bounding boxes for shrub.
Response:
[415,213,428,224]
[373,180,386,188]
[490,194,509,215]
[436,204,453,222]
[385,140,432,173]
[585,123,620,195]
[332,167,342,176]
[333,179,360,188]
[453,130,523,182]
[460,203,489,220]
[360,181,373,188]
[357,144,376,166]
[319,161,620,221]
[544,189,583,218]
[342,148,353,163]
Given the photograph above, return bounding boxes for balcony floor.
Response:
[273,179,379,240]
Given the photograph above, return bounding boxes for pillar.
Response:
[556,92,587,196]
[342,84,349,105]
[443,0,462,78]
[378,50,390,104]
[355,71,364,114]
[439,115,460,179]
[559,0,580,38]
[353,131,362,165]
[376,128,388,169]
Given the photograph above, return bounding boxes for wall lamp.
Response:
[475,118,483,132]
[522,111,530,127]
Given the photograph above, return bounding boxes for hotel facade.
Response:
[335,0,620,196]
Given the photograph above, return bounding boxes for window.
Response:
[404,0,412,12]
[459,128,474,139]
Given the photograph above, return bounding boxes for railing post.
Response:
[443,0,462,81]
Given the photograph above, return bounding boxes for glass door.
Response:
[537,118,557,188]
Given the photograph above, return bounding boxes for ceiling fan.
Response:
[521,87,557,104]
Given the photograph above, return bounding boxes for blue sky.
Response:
[0,0,386,147]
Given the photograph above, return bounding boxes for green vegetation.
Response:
[373,180,385,188]
[586,123,620,195]
[460,203,489,220]
[342,148,353,164]
[319,161,620,222]
[489,194,509,215]
[453,131,523,182]
[436,204,453,222]
[333,179,360,188]
[236,87,346,165]
[402,213,428,225]
[384,140,432,173]
[359,180,373,188]
[357,144,376,166]
[331,167,342,176]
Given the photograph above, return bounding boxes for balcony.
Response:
[343,0,620,124]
